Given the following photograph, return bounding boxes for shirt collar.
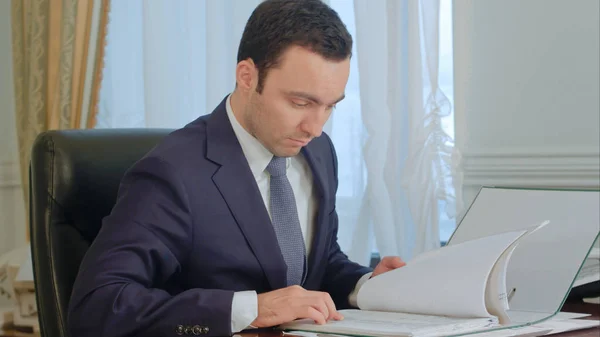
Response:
[226,94,287,178]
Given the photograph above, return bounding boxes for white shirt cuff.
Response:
[231,290,258,333]
[348,272,372,308]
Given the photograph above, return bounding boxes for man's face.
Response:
[244,46,350,157]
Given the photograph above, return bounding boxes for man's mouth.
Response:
[289,138,310,146]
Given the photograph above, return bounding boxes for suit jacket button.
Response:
[175,325,184,335]
[184,326,193,335]
[192,325,202,335]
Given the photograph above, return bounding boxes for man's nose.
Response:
[300,109,330,138]
[300,122,322,138]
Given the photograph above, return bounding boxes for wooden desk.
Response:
[237,301,599,337]
[1,302,597,337]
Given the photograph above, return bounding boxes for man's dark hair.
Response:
[237,0,352,93]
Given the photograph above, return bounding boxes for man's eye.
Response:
[292,101,309,107]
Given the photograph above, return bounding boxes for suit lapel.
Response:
[301,144,332,283]
[205,99,287,291]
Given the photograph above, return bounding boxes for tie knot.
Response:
[266,156,287,177]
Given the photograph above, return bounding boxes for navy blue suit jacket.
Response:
[67,97,372,337]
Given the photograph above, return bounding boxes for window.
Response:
[437,0,456,244]
[326,0,456,257]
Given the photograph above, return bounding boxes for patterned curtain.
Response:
[10,0,110,240]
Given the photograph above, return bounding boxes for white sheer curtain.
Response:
[97,0,461,266]
[96,0,260,128]
[326,0,461,264]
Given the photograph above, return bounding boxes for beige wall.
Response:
[454,0,600,209]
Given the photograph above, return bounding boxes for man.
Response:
[68,0,405,336]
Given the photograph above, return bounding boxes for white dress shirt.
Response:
[225,94,371,333]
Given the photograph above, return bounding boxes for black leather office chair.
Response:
[29,128,173,337]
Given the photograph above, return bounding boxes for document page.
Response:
[531,318,600,334]
[356,229,530,318]
[572,246,599,287]
[280,309,498,337]
[481,220,548,324]
[484,239,518,325]
[572,256,599,287]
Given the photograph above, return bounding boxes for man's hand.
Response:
[251,285,344,328]
[372,256,406,278]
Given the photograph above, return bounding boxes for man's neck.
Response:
[229,90,250,134]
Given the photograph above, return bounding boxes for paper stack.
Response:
[281,313,599,337]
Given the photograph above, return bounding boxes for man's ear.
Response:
[235,59,257,92]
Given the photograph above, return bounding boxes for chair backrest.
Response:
[29,128,173,337]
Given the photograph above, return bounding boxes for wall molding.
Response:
[0,161,21,188]
[461,147,600,188]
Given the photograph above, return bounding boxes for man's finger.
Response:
[304,306,327,325]
[318,291,342,321]
[299,297,329,323]
[332,311,344,321]
[385,256,406,268]
[313,299,330,321]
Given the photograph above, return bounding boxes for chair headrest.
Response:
[30,128,173,242]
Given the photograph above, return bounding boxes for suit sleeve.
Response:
[320,135,373,309]
[67,156,234,337]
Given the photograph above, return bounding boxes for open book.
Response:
[279,221,550,337]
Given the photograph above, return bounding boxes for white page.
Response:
[484,239,519,325]
[588,248,599,259]
[280,309,498,337]
[551,312,591,320]
[279,331,548,337]
[475,318,599,337]
[448,188,600,314]
[465,326,552,337]
[572,258,599,287]
[533,318,600,334]
[356,229,529,318]
[485,221,551,324]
